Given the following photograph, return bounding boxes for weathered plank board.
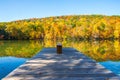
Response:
[2,48,120,80]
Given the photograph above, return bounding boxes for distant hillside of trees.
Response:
[0,15,120,40]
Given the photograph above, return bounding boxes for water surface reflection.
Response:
[0,40,120,78]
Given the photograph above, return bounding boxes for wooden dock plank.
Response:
[2,48,120,80]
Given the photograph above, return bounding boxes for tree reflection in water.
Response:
[0,40,120,78]
[0,40,120,61]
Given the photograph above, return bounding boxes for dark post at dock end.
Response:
[57,43,62,54]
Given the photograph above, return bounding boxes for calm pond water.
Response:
[0,40,120,79]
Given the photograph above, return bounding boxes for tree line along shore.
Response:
[0,15,120,40]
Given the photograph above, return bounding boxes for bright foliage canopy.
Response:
[0,15,120,39]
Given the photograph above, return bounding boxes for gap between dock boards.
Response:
[2,48,120,80]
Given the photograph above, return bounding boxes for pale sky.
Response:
[0,0,119,22]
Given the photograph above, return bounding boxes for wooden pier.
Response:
[2,48,120,80]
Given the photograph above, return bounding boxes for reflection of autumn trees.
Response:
[0,40,43,58]
[72,40,120,62]
[0,15,120,39]
[0,40,120,61]
[39,40,120,61]
[43,40,120,62]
